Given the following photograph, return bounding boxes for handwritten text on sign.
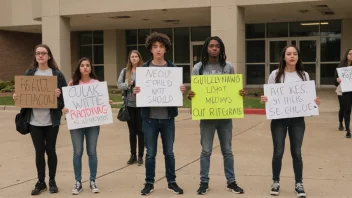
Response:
[136,67,183,107]
[191,74,244,120]
[62,81,113,130]
[336,66,352,92]
[264,80,319,119]
[15,76,57,108]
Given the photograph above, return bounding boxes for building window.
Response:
[79,31,104,81]
[125,27,209,84]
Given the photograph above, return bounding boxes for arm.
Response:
[117,69,129,90]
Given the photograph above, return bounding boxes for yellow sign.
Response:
[191,74,244,120]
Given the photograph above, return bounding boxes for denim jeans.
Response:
[200,119,235,184]
[271,117,305,183]
[143,118,176,184]
[70,126,100,182]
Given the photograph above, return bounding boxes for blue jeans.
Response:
[271,117,305,183]
[143,118,176,184]
[70,126,100,182]
[200,119,235,184]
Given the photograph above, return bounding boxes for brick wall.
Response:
[0,30,41,81]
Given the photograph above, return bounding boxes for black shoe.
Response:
[227,181,244,194]
[141,183,154,196]
[295,182,306,197]
[31,181,47,195]
[49,179,58,193]
[137,156,143,166]
[197,182,209,195]
[127,155,137,164]
[168,183,184,194]
[270,180,280,196]
[346,131,351,138]
[339,123,344,131]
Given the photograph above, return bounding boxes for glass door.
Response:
[296,38,319,84]
[266,39,288,80]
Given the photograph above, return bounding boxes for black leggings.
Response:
[338,95,344,123]
[126,107,144,157]
[29,125,59,182]
[341,92,352,131]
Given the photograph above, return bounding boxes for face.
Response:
[35,47,50,64]
[347,50,352,61]
[79,60,92,75]
[207,40,220,58]
[130,52,140,65]
[284,47,298,66]
[151,42,166,59]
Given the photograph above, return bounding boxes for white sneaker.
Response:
[72,181,82,195]
[90,181,100,193]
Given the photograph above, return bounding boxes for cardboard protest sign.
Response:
[336,66,352,92]
[62,81,113,130]
[191,74,244,120]
[136,67,183,107]
[15,76,57,108]
[264,80,319,119]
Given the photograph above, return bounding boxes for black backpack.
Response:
[15,108,30,135]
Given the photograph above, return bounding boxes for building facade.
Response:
[0,0,351,88]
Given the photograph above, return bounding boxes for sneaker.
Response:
[49,179,58,193]
[90,181,100,193]
[168,183,184,194]
[197,182,209,195]
[31,181,47,195]
[346,131,351,138]
[270,181,280,196]
[137,156,143,166]
[141,183,154,196]
[127,155,137,164]
[72,181,82,195]
[295,182,306,197]
[227,181,244,194]
[339,123,344,131]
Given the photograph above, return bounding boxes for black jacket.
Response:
[24,68,67,126]
[140,59,179,119]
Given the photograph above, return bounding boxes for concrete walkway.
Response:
[1,89,351,197]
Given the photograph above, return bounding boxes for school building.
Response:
[0,0,351,88]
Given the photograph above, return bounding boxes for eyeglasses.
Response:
[35,52,48,56]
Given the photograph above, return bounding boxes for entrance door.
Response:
[266,39,288,80]
[297,39,319,84]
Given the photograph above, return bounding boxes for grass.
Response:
[0,94,265,109]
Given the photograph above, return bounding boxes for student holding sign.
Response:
[62,57,112,195]
[187,36,245,195]
[335,49,352,138]
[12,44,67,195]
[117,50,145,166]
[133,32,186,196]
[260,45,320,197]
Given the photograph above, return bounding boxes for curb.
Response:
[244,108,266,115]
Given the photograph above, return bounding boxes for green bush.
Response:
[0,80,14,91]
[1,85,14,93]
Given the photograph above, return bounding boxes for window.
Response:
[174,28,190,63]
[246,24,265,39]
[191,26,210,41]
[246,40,265,63]
[79,31,104,81]
[289,21,319,37]
[321,20,341,37]
[267,22,288,38]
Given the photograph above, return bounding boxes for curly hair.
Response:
[145,32,171,55]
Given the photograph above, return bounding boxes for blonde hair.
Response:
[126,50,144,82]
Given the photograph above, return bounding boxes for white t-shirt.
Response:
[268,69,310,84]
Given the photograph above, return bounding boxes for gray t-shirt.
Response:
[192,61,235,75]
[30,68,53,126]
[149,62,169,119]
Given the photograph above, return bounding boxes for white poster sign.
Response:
[336,66,352,92]
[136,67,183,107]
[62,81,113,130]
[264,80,319,119]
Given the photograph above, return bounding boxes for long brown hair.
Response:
[31,44,59,70]
[275,45,305,83]
[338,49,352,67]
[71,57,97,85]
[126,50,144,82]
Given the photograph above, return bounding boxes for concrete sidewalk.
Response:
[1,104,352,197]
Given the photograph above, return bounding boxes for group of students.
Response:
[13,31,329,198]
